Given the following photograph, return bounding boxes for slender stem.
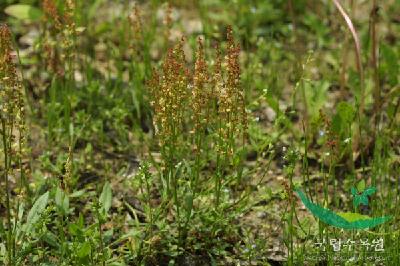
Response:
[332,0,364,115]
[96,203,106,266]
[370,0,380,135]
[288,0,297,42]
[2,119,13,265]
[340,34,349,99]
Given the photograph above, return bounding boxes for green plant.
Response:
[41,0,78,143]
[0,23,28,265]
[143,26,249,261]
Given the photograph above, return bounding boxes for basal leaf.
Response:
[77,242,91,258]
[25,191,49,234]
[99,181,112,213]
[4,5,43,21]
[55,187,70,215]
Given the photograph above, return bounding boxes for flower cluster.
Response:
[148,38,189,163]
[218,26,247,153]
[127,4,145,60]
[63,0,77,62]
[41,0,77,76]
[163,3,173,44]
[129,4,143,44]
[0,24,25,138]
[42,0,62,29]
[148,27,248,165]
[192,37,210,135]
[211,27,247,158]
[0,24,28,186]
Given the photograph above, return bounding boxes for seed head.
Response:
[0,24,19,118]
[0,24,28,191]
[41,0,76,75]
[192,37,210,133]
[163,3,173,44]
[149,38,189,149]
[215,26,247,155]
[42,0,61,29]
[129,4,143,42]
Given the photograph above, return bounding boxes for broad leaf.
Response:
[77,242,91,258]
[42,231,59,248]
[99,182,112,213]
[55,187,69,215]
[4,5,43,21]
[25,191,49,234]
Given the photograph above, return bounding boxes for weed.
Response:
[0,24,28,265]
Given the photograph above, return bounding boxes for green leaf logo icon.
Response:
[296,187,391,230]
[351,184,376,208]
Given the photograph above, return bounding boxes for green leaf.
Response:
[55,187,69,215]
[381,44,398,86]
[184,193,193,219]
[88,0,106,19]
[337,212,371,222]
[41,231,59,248]
[103,229,114,243]
[4,5,43,21]
[331,113,342,134]
[337,101,355,124]
[99,182,112,213]
[69,189,86,198]
[357,180,366,193]
[25,191,49,234]
[77,242,91,258]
